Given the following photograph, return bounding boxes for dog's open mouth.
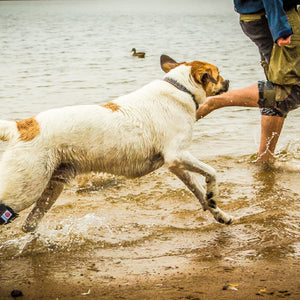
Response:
[215,88,227,95]
[215,80,229,95]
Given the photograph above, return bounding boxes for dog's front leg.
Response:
[167,151,232,225]
[22,180,64,232]
[168,167,208,211]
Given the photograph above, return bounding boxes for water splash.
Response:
[0,213,108,258]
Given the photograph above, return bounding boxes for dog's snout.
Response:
[223,80,229,91]
[214,79,230,96]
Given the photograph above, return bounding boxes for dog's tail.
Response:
[0,120,17,142]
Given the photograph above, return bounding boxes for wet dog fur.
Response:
[0,55,231,232]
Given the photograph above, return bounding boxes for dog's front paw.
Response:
[216,213,233,225]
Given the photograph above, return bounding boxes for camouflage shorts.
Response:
[240,7,300,118]
[258,81,300,117]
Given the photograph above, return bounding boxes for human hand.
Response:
[277,35,291,46]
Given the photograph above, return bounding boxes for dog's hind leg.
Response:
[167,151,233,225]
[22,163,76,232]
[22,180,64,232]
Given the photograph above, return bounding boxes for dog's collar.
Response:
[164,77,199,110]
[0,203,18,225]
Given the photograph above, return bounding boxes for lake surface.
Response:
[0,0,299,157]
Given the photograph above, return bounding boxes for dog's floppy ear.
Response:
[200,72,217,85]
[160,54,180,73]
[192,67,217,86]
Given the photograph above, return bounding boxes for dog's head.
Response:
[160,55,229,99]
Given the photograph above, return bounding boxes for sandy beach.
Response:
[1,257,299,299]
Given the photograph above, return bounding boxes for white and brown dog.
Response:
[0,55,231,232]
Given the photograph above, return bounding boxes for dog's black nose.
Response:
[223,80,230,91]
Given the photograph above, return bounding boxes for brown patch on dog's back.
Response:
[101,102,121,112]
[16,117,40,142]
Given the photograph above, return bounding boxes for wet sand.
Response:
[0,156,300,299]
[1,257,299,299]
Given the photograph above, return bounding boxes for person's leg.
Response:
[257,115,285,162]
[196,83,285,163]
[196,83,259,120]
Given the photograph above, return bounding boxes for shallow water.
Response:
[0,0,299,296]
[1,158,299,271]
